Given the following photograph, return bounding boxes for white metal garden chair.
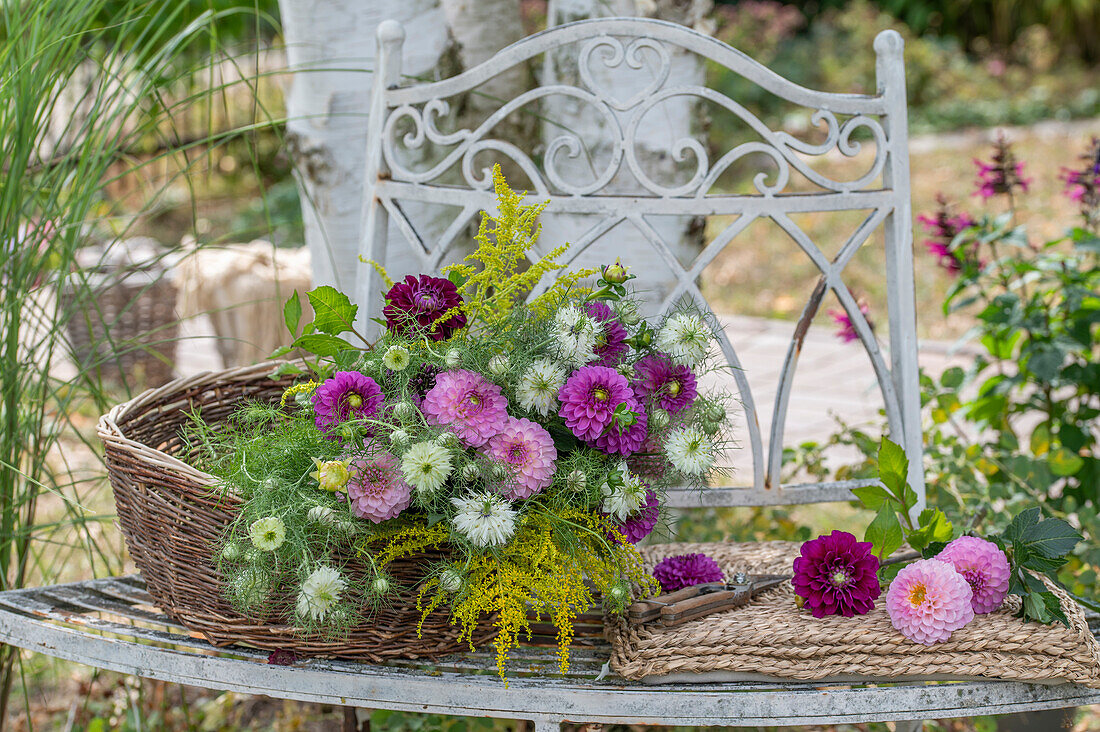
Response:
[0,17,1096,732]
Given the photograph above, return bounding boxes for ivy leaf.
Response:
[284,290,303,337]
[865,505,904,562]
[292,333,357,358]
[307,286,359,336]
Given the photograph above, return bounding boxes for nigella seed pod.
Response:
[488,354,510,376]
[461,463,482,482]
[701,419,721,437]
[371,576,391,596]
[390,428,410,446]
[445,349,461,367]
[707,402,726,423]
[566,469,587,492]
[392,401,415,420]
[221,542,242,562]
[650,408,670,431]
[437,431,460,448]
[440,569,464,593]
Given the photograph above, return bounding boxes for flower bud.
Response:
[602,260,629,284]
[440,569,464,594]
[488,354,510,376]
[445,349,461,368]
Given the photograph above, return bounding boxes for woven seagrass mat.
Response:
[606,541,1100,687]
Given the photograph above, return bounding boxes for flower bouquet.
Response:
[185,167,734,676]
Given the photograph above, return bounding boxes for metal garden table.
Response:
[0,576,1097,730]
[3,15,1096,732]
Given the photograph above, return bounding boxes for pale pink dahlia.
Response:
[485,417,557,500]
[422,369,509,447]
[345,449,412,523]
[886,559,975,644]
[936,536,1010,614]
[632,352,698,413]
[312,371,385,436]
[585,301,629,367]
[558,365,633,441]
[590,397,649,456]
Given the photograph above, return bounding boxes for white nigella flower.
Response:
[383,345,411,371]
[550,305,600,368]
[451,492,517,548]
[656,312,711,367]
[665,425,714,475]
[516,359,567,416]
[248,516,286,551]
[296,565,347,621]
[401,441,453,495]
[600,464,647,521]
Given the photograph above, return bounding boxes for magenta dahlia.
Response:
[886,558,975,644]
[422,369,508,447]
[791,530,881,618]
[558,365,633,441]
[652,552,724,592]
[585,301,629,367]
[608,488,659,544]
[590,397,649,456]
[484,417,557,500]
[345,448,412,523]
[935,536,1010,614]
[632,352,698,413]
[383,274,467,341]
[312,371,385,436]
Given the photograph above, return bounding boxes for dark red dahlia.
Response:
[652,552,723,592]
[585,301,629,366]
[383,274,467,341]
[407,362,442,405]
[791,530,881,618]
[633,352,698,413]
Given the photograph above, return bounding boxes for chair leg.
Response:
[894,721,923,732]
[528,717,561,732]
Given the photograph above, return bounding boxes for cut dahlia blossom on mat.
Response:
[184,166,737,678]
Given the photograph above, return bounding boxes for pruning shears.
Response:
[627,572,789,627]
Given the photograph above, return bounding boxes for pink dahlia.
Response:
[422,369,509,447]
[590,397,649,456]
[886,559,975,644]
[652,552,723,592]
[383,274,467,341]
[935,536,1010,614]
[585,301,629,366]
[632,352,698,413]
[485,417,558,500]
[312,371,385,436]
[791,530,881,618]
[345,449,412,523]
[609,488,659,544]
[558,365,633,441]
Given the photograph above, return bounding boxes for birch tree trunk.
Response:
[278,0,451,293]
[540,0,713,313]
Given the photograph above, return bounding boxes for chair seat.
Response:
[1,575,1097,729]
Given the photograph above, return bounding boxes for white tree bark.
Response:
[440,0,527,117]
[278,0,451,294]
[540,0,713,313]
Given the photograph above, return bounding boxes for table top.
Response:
[1,575,1098,729]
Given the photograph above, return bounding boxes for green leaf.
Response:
[1017,514,1082,559]
[292,333,357,358]
[284,290,303,337]
[1049,447,1085,477]
[877,437,909,501]
[851,485,894,511]
[266,362,304,380]
[907,508,954,552]
[866,505,904,562]
[426,513,447,527]
[268,345,294,359]
[307,286,359,336]
[1002,507,1040,543]
[1029,423,1051,456]
[940,366,965,389]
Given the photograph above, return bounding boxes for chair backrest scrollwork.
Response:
[360,17,924,513]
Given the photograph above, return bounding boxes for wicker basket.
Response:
[63,239,179,387]
[97,362,496,662]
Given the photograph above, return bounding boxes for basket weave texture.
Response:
[607,542,1100,687]
[97,362,496,662]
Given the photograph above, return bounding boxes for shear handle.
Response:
[626,582,726,623]
[660,586,752,626]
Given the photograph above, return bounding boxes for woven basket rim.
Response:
[95,361,297,487]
